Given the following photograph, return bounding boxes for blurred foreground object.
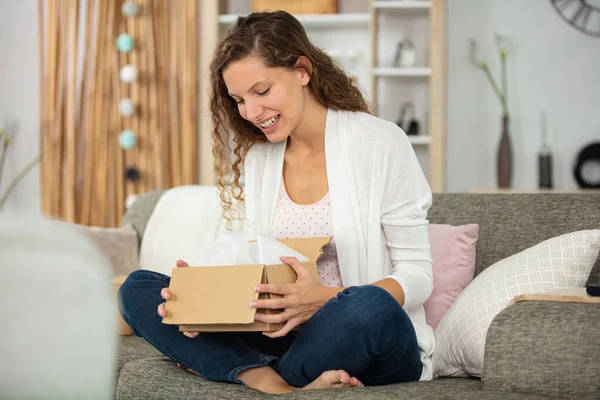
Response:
[0,214,116,400]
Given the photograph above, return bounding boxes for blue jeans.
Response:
[118,270,422,387]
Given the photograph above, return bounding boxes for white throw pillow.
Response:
[432,229,600,378]
[139,186,247,276]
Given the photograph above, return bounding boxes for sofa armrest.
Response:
[482,300,600,399]
[122,190,166,243]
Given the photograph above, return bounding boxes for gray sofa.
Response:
[116,191,600,399]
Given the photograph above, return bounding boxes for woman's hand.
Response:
[252,256,330,338]
[157,259,199,339]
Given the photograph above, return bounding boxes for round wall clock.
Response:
[550,0,600,37]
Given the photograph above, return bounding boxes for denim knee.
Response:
[117,270,168,322]
[330,285,410,333]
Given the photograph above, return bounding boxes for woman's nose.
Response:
[245,100,264,122]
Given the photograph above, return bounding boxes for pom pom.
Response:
[119,98,136,117]
[121,1,140,18]
[116,34,134,53]
[125,167,140,182]
[119,65,138,83]
[119,130,137,150]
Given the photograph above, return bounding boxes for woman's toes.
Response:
[337,370,351,385]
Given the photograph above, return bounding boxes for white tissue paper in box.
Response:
[198,231,308,267]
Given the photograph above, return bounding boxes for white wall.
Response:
[0,0,41,214]
[447,0,600,192]
[2,0,599,214]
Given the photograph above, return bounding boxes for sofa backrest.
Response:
[124,189,600,285]
[429,193,600,285]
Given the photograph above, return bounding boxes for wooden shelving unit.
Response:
[370,0,446,192]
[199,1,446,191]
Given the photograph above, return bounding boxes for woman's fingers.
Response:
[176,259,190,268]
[182,331,199,338]
[262,318,299,339]
[254,283,291,295]
[161,287,170,300]
[157,302,166,318]
[250,297,290,310]
[254,310,292,324]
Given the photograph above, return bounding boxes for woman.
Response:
[119,10,434,395]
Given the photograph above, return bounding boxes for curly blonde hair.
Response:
[209,10,370,224]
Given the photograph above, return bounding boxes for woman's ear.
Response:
[294,56,313,86]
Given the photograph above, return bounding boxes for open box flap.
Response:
[162,264,264,325]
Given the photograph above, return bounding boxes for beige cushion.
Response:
[51,222,139,277]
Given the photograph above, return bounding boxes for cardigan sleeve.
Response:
[380,133,434,309]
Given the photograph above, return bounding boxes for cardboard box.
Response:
[112,275,134,336]
[162,236,330,332]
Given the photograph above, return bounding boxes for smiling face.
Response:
[222,55,311,143]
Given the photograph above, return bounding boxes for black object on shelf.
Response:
[396,102,420,136]
[538,111,553,189]
[573,142,600,189]
[125,166,140,182]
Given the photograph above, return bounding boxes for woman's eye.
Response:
[235,99,244,105]
[257,88,270,96]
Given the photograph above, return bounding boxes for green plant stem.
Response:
[501,52,508,109]
[0,137,8,189]
[0,154,41,211]
[481,64,508,114]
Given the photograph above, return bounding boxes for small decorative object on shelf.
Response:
[119,98,136,117]
[119,65,138,83]
[119,130,137,150]
[116,34,135,53]
[125,166,140,182]
[121,1,140,18]
[469,33,513,188]
[573,142,600,189]
[538,110,553,189]
[396,102,420,136]
[394,39,416,68]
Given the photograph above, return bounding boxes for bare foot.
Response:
[176,363,200,376]
[301,370,364,391]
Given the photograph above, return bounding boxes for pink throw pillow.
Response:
[424,223,479,331]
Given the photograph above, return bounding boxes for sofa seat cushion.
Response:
[115,357,549,400]
[117,336,162,374]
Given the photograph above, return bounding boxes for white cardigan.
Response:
[243,108,435,381]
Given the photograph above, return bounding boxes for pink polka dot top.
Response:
[272,179,343,288]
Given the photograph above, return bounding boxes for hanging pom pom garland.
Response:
[118,2,139,199]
